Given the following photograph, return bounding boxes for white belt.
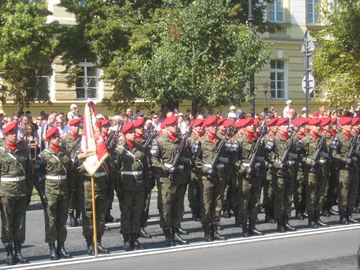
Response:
[84,172,106,178]
[178,165,184,170]
[1,176,25,182]
[287,161,296,165]
[45,175,67,180]
[204,164,213,168]
[242,162,250,167]
[164,163,173,168]
[122,171,143,176]
[319,159,327,164]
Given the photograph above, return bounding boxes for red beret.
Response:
[217,118,225,126]
[235,118,253,129]
[267,118,278,127]
[253,119,260,126]
[192,119,204,127]
[122,122,134,134]
[313,111,320,117]
[339,117,352,125]
[223,119,234,128]
[46,127,60,139]
[293,118,304,126]
[352,117,360,126]
[277,118,289,126]
[69,118,81,126]
[133,117,145,128]
[101,119,110,127]
[3,122,18,135]
[203,116,218,127]
[304,118,312,125]
[308,118,321,125]
[163,115,178,127]
[331,118,337,124]
[321,118,331,127]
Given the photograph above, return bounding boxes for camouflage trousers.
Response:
[1,196,27,244]
[119,190,144,235]
[263,169,276,212]
[306,167,326,213]
[82,176,108,238]
[338,168,358,212]
[157,177,185,229]
[68,174,84,213]
[294,163,306,210]
[237,174,261,223]
[188,169,202,211]
[274,171,295,220]
[140,174,155,228]
[201,175,225,226]
[45,192,69,243]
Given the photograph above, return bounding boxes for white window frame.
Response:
[307,0,320,25]
[76,60,99,100]
[270,60,287,100]
[268,0,284,23]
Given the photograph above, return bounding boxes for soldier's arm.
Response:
[113,149,122,195]
[331,138,347,163]
[150,139,162,169]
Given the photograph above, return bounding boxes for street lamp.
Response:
[248,0,255,115]
[263,81,269,108]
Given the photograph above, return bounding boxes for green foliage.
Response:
[0,0,58,109]
[314,0,360,107]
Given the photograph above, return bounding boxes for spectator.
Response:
[301,107,309,118]
[228,105,237,118]
[177,113,187,135]
[56,116,70,137]
[151,113,161,131]
[126,108,134,121]
[312,111,320,118]
[67,104,79,120]
[23,123,40,160]
[283,100,293,118]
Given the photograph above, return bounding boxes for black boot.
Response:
[223,208,231,218]
[284,215,296,231]
[295,208,305,220]
[308,212,318,228]
[85,236,94,256]
[265,208,275,223]
[97,235,110,254]
[5,243,16,265]
[172,227,189,245]
[241,222,249,238]
[75,209,83,226]
[14,242,28,264]
[69,210,77,227]
[123,234,133,251]
[57,240,71,259]
[322,205,330,217]
[277,220,286,233]
[347,208,359,223]
[176,226,189,235]
[203,224,213,242]
[49,243,59,260]
[131,233,144,250]
[163,228,176,247]
[192,209,201,221]
[315,211,329,227]
[249,219,263,236]
[139,227,152,238]
[212,224,227,240]
[340,210,349,225]
[105,209,114,223]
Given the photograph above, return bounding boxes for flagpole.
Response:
[91,176,98,257]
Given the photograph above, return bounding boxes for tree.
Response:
[139,0,269,113]
[0,1,58,109]
[314,0,360,107]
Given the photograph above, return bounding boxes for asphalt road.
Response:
[1,195,360,270]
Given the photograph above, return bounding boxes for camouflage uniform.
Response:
[61,134,82,226]
[198,133,228,240]
[115,140,145,242]
[0,143,32,263]
[35,146,73,258]
[294,131,307,219]
[233,132,263,236]
[302,133,328,227]
[331,132,358,223]
[151,133,188,245]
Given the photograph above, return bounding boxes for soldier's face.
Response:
[279,125,288,133]
[206,124,217,135]
[269,126,278,133]
[5,129,18,144]
[135,127,143,136]
[311,124,320,134]
[342,124,352,132]
[245,124,255,133]
[125,130,135,141]
[166,123,177,134]
[50,135,60,146]
[70,125,79,134]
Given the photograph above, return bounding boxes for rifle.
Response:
[345,134,358,169]
[279,129,295,168]
[244,120,266,177]
[144,126,156,148]
[168,126,193,180]
[105,120,124,150]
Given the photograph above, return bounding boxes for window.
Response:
[76,61,98,99]
[307,0,320,24]
[269,0,284,23]
[270,60,286,99]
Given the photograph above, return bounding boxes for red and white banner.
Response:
[79,99,109,176]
